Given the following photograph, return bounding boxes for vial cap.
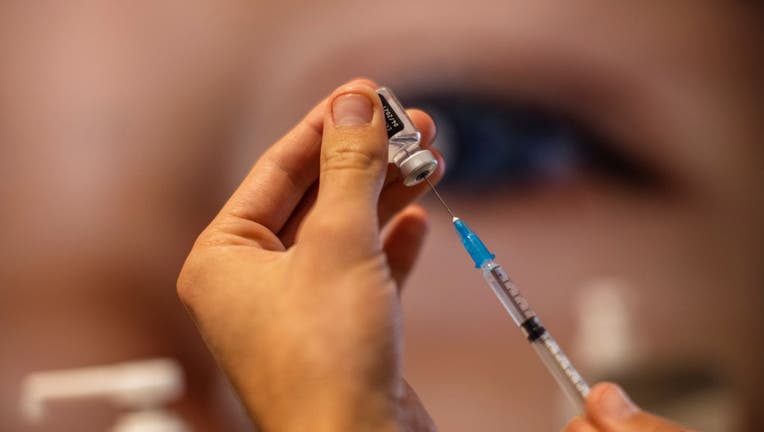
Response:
[399,150,438,186]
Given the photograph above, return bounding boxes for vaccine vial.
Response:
[376,87,438,186]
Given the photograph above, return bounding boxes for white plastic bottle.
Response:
[20,358,189,432]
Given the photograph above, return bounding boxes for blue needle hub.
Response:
[453,218,495,268]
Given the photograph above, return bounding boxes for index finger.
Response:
[219,79,379,236]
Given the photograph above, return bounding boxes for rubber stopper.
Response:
[399,150,438,186]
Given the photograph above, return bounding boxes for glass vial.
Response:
[376,87,438,186]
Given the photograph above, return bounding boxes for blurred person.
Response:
[1,1,762,431]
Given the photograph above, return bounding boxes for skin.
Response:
[2,1,762,431]
[563,383,699,432]
[178,79,695,431]
[220,3,764,429]
[235,4,764,426]
[178,80,443,431]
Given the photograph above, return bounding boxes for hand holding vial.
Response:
[177,79,443,431]
[177,79,696,432]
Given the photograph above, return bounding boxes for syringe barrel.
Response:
[531,333,590,412]
[455,220,589,411]
[481,260,590,412]
[481,261,536,326]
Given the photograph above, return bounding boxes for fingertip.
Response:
[346,77,379,89]
[586,382,639,424]
[308,79,377,127]
[430,147,446,182]
[383,205,431,289]
[327,78,381,113]
[585,382,613,416]
[587,382,691,431]
[328,84,381,126]
[328,80,378,103]
[389,204,428,237]
[320,80,388,175]
[401,204,429,227]
[335,78,378,92]
[407,109,437,148]
[563,416,598,432]
[588,382,623,403]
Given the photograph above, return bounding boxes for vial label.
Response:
[378,93,405,138]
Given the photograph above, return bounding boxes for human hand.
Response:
[177,79,443,431]
[564,383,698,432]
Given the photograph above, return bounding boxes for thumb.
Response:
[301,83,389,256]
[585,383,697,432]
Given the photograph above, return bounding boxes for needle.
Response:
[425,177,457,220]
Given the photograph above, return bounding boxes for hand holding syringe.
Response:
[426,178,591,412]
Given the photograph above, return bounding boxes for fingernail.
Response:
[332,93,373,126]
[598,385,638,422]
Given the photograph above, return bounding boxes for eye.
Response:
[407,94,656,193]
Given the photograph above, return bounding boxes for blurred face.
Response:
[2,1,762,431]
[242,1,763,430]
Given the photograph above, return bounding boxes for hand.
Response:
[177,79,443,431]
[564,383,698,432]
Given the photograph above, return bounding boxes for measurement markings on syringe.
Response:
[489,266,536,320]
[540,334,589,394]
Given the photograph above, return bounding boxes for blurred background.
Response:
[1,1,762,431]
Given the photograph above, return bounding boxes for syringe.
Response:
[427,179,590,412]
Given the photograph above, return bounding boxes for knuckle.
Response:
[304,213,351,237]
[321,128,388,174]
[346,77,378,88]
[176,259,197,306]
[196,217,284,250]
[176,251,209,309]
[322,145,380,173]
